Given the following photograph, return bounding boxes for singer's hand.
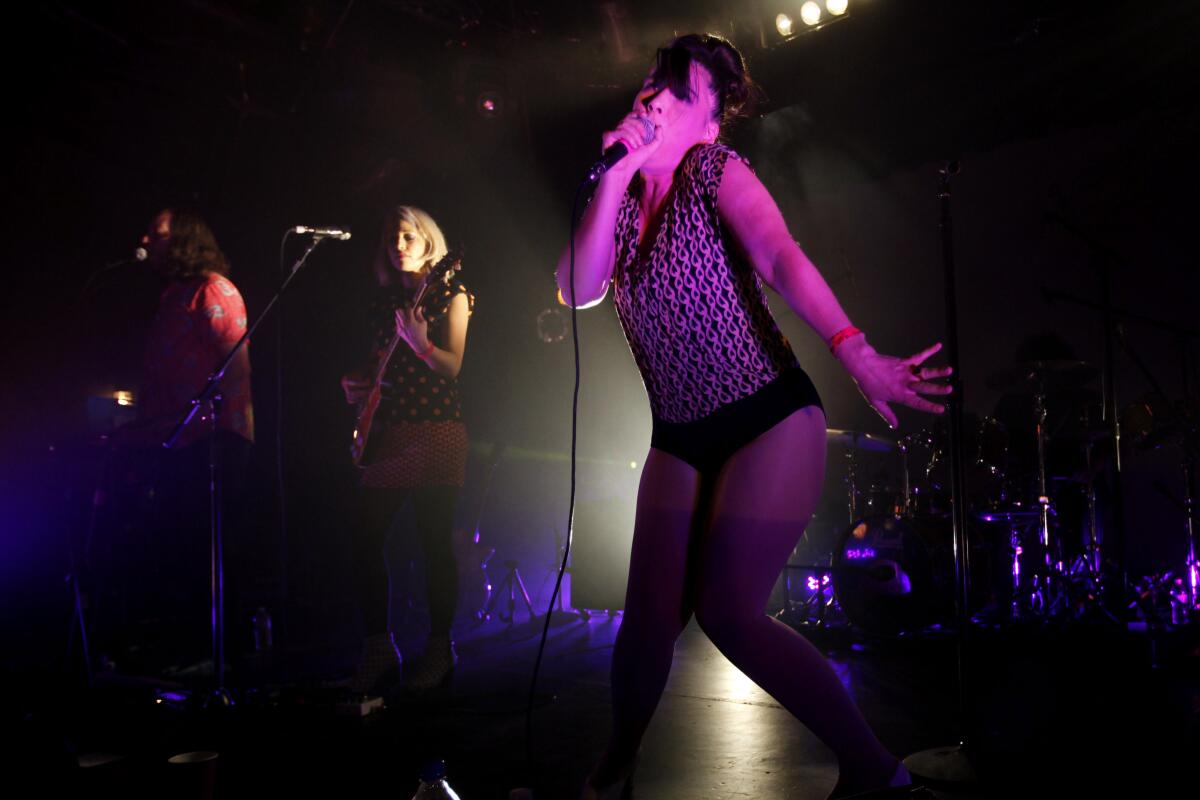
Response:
[600,112,663,178]
[395,305,431,356]
[837,338,953,430]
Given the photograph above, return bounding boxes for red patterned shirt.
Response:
[142,273,254,448]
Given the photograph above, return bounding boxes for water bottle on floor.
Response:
[411,760,462,799]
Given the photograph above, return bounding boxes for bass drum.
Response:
[832,515,958,635]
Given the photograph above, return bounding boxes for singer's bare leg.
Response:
[693,405,901,796]
[596,406,902,796]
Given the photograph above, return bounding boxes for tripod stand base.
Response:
[903,745,979,789]
[481,562,539,624]
[203,687,235,710]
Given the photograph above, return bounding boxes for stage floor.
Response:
[10,610,1199,799]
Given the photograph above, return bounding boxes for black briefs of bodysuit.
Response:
[650,366,824,477]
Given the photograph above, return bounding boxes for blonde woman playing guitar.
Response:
[340,205,472,695]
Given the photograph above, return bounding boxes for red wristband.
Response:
[416,342,436,359]
[828,325,862,355]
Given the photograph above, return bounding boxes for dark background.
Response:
[3,0,1198,668]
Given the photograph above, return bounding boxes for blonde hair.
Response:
[374,204,449,286]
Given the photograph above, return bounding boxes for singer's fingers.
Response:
[616,115,654,148]
[904,342,943,367]
[614,124,645,151]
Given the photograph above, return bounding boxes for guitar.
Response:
[350,251,462,467]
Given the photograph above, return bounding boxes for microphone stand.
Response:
[162,233,331,707]
[904,162,980,789]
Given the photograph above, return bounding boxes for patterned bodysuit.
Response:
[612,143,822,473]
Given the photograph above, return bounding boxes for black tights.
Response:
[353,486,459,637]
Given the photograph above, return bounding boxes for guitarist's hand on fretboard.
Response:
[393,303,431,356]
[349,251,462,467]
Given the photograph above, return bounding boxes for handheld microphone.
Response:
[135,246,148,261]
[585,115,656,183]
[293,226,352,240]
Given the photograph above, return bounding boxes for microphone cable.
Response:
[524,178,591,783]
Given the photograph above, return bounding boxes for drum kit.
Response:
[782,359,1200,635]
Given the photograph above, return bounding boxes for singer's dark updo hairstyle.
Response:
[647,33,761,130]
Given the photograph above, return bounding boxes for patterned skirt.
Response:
[360,420,468,489]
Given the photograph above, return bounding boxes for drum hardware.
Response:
[983,359,1108,620]
[1041,265,1200,611]
[1128,571,1191,627]
[1032,388,1059,609]
[1182,454,1198,618]
[480,559,539,625]
[984,360,1099,396]
[457,442,506,622]
[825,428,895,453]
[826,428,896,524]
[1146,437,1200,621]
[829,514,992,636]
[898,431,938,516]
[532,526,589,621]
[778,564,842,628]
[1064,414,1107,595]
[846,445,858,523]
[1124,395,1200,618]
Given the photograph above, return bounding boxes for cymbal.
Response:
[986,360,1098,395]
[974,506,1043,524]
[1139,420,1199,451]
[826,428,895,453]
[1123,399,1200,451]
[1055,421,1112,445]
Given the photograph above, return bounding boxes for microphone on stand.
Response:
[293,226,352,240]
[83,246,150,293]
[585,115,656,183]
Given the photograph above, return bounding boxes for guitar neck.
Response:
[371,272,438,384]
[373,333,404,385]
[411,280,432,309]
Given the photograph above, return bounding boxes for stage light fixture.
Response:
[801,1,822,26]
[775,13,794,37]
[475,90,502,118]
[826,0,848,15]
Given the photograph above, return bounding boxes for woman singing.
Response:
[342,205,472,694]
[556,35,952,798]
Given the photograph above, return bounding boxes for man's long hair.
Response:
[158,209,231,280]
